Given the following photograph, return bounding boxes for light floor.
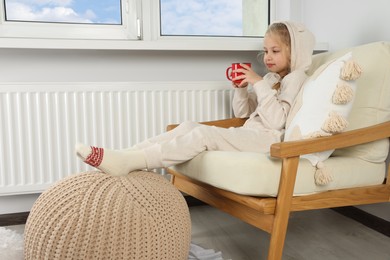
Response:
[189,205,390,260]
[6,205,390,260]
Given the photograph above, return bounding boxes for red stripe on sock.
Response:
[84,146,104,167]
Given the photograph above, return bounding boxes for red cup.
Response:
[226,63,251,84]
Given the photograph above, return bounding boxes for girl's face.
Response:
[263,33,291,77]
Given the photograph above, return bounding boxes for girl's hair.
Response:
[257,23,291,64]
[266,22,291,49]
[266,23,291,89]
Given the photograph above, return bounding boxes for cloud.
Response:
[6,0,73,7]
[5,2,94,23]
[160,0,243,36]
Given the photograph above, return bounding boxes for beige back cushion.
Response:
[303,42,390,162]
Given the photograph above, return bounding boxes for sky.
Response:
[4,0,122,24]
[160,0,243,36]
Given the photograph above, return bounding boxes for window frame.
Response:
[0,0,303,51]
[141,0,274,50]
[0,0,140,40]
[158,0,270,38]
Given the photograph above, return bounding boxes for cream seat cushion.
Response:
[170,41,390,197]
[172,152,385,196]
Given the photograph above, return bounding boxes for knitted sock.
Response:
[75,143,147,176]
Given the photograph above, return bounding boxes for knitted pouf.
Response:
[24,171,191,260]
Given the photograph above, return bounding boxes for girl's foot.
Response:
[75,143,146,176]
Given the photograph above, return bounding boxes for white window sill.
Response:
[0,37,329,52]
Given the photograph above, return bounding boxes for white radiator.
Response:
[0,82,233,195]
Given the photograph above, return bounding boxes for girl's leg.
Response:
[76,121,202,175]
[143,125,279,169]
[76,124,280,176]
[133,121,201,149]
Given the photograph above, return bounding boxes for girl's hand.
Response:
[232,81,248,88]
[232,63,263,87]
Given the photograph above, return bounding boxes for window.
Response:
[0,0,139,40]
[160,0,269,37]
[0,0,274,50]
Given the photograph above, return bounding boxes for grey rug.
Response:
[0,227,226,260]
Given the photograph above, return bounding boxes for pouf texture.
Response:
[24,171,191,260]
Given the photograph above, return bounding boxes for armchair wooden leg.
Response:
[267,157,300,260]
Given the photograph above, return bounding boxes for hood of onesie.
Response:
[277,21,315,72]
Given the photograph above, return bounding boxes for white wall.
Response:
[300,0,390,51]
[1,0,390,214]
[0,49,264,82]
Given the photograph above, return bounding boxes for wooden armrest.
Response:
[271,121,390,158]
[166,117,248,131]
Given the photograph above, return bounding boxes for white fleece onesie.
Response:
[135,21,315,170]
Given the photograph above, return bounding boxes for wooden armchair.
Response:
[166,42,390,259]
[167,119,390,260]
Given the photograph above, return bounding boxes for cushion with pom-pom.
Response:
[284,52,362,185]
[24,171,191,260]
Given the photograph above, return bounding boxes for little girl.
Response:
[76,21,315,176]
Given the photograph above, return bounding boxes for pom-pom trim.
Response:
[322,111,348,134]
[332,81,354,105]
[340,60,362,81]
